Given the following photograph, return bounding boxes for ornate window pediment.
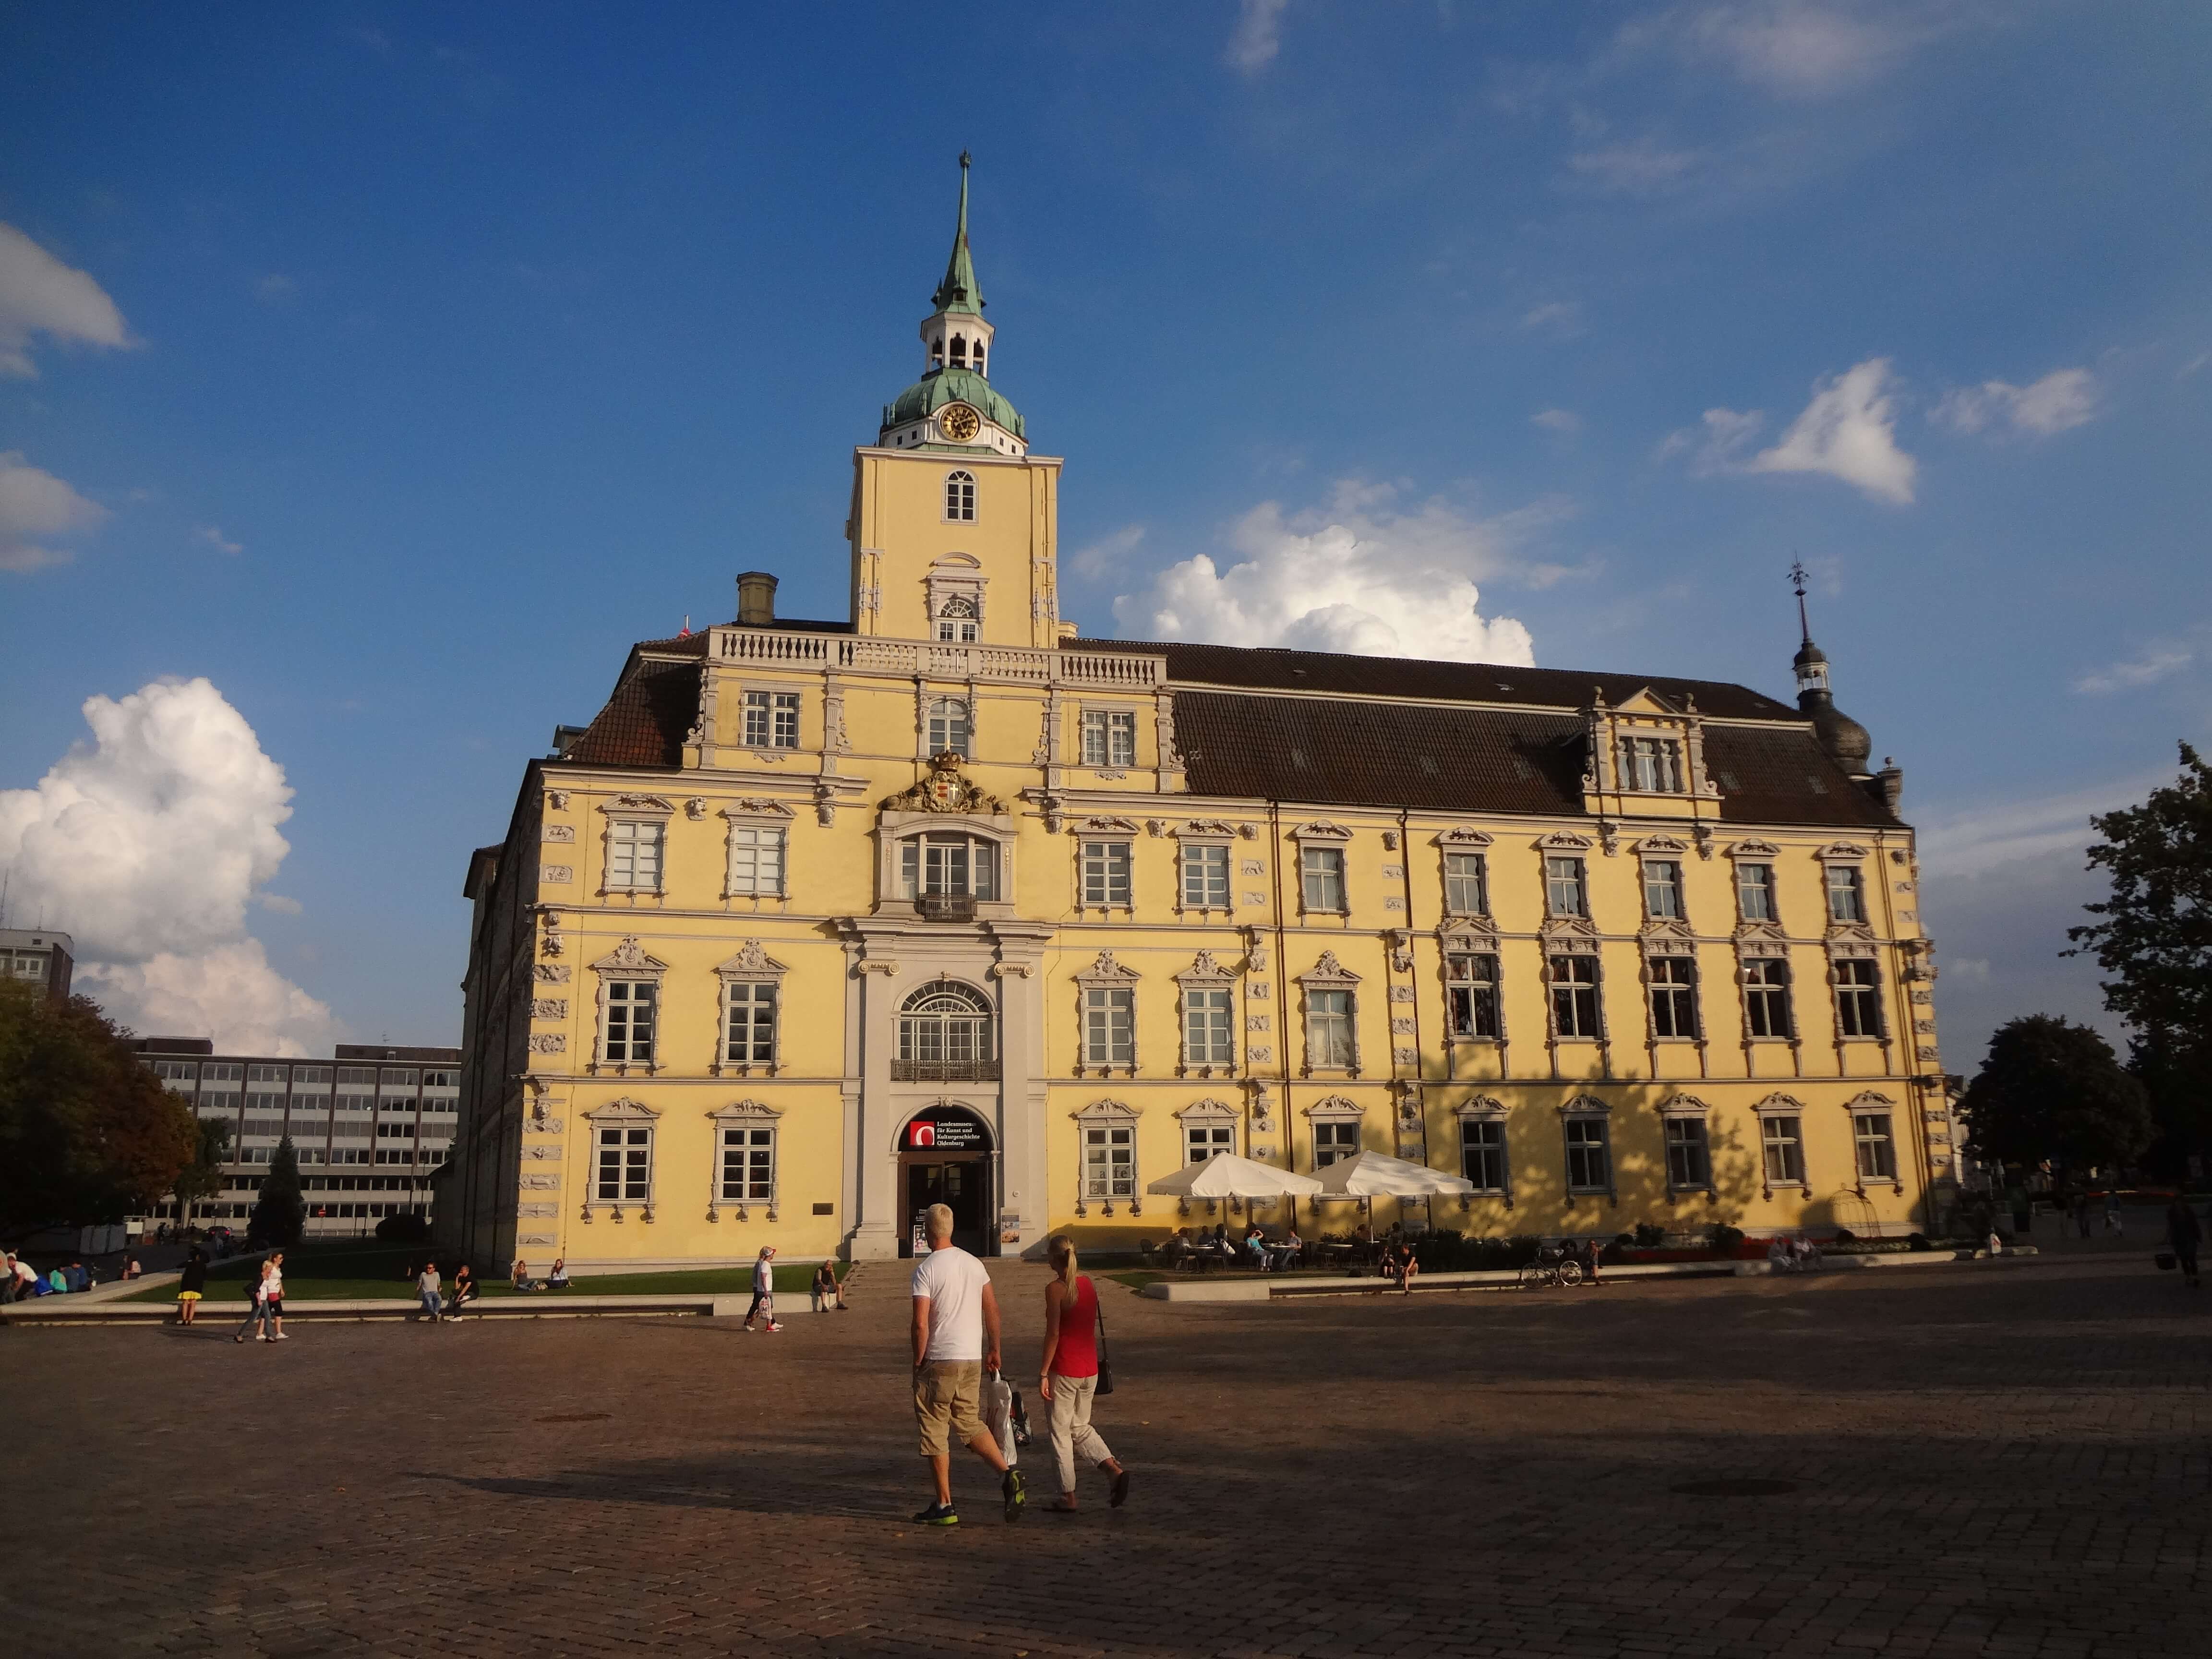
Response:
[1632,834,1691,855]
[1734,923,1789,950]
[1655,1093,1712,1118]
[1290,819,1353,842]
[590,937,668,976]
[584,1096,660,1122]
[1175,1097,1239,1123]
[1303,1094,1365,1121]
[1819,842,1871,861]
[1175,950,1240,983]
[1073,814,1141,834]
[1075,950,1141,985]
[1454,1094,1508,1119]
[1559,1093,1611,1117]
[1174,817,1243,840]
[1540,914,1602,944]
[1727,839,1780,859]
[714,940,788,981]
[1439,918,1501,948]
[708,1098,782,1122]
[603,794,674,814]
[1297,950,1360,986]
[1842,1090,1897,1110]
[1753,1091,1809,1115]
[721,798,796,821]
[1073,1097,1140,1124]
[1535,830,1594,852]
[1435,827,1495,848]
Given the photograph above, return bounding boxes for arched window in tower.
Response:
[971,342,984,374]
[949,335,967,368]
[926,696,972,755]
[944,469,977,524]
[930,334,944,368]
[896,980,996,1081]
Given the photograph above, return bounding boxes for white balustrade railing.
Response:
[710,627,1165,688]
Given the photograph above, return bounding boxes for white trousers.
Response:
[1046,1371,1112,1493]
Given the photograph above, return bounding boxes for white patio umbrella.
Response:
[1146,1154,1322,1200]
[1315,1149,1476,1197]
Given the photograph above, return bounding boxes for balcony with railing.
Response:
[710,626,1166,689]
[890,1057,1002,1083]
[914,892,979,922]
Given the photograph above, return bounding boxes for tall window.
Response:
[1737,862,1777,922]
[606,820,664,892]
[1460,1119,1506,1191]
[1300,846,1346,913]
[1550,955,1600,1038]
[720,1126,775,1202]
[726,825,785,897]
[1314,1120,1360,1168]
[1082,1124,1134,1199]
[1834,959,1883,1036]
[900,834,998,899]
[742,689,801,750]
[926,697,972,757]
[899,981,994,1074]
[594,1125,652,1202]
[1305,988,1355,1069]
[1827,863,1866,923]
[1744,959,1793,1037]
[1617,736,1685,792]
[1761,1115,1805,1185]
[1080,708,1137,767]
[1647,957,1699,1039]
[934,597,979,644]
[1665,1117,1711,1189]
[602,981,657,1064]
[1083,986,1135,1067]
[1081,840,1132,907]
[1185,1122,1235,1164]
[1643,860,1684,919]
[1183,986,1235,1066]
[1564,1118,1611,1192]
[1444,851,1490,915]
[944,469,976,522]
[1180,842,1230,908]
[1854,1110,1898,1181]
[1545,855,1587,917]
[1445,952,1500,1039]
[724,982,778,1066]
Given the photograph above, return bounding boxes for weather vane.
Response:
[1788,557,1812,641]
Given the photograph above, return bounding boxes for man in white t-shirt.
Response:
[909,1202,1022,1526]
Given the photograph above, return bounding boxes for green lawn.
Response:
[127,1242,845,1302]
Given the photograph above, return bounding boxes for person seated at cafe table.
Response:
[1268,1227,1303,1270]
[1242,1226,1269,1269]
[1158,1229,1193,1268]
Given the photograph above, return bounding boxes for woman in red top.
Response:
[1038,1234,1130,1513]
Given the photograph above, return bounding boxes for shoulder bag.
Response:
[1094,1292,1114,1395]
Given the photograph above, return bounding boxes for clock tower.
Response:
[849,156,1062,646]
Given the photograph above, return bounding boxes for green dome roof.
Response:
[881,367,1026,442]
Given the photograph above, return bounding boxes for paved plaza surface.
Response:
[4,1253,2207,1659]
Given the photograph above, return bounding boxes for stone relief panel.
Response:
[530,999,568,1020]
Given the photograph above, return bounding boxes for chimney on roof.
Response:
[736,571,779,627]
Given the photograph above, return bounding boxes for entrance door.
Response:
[904,1157,991,1257]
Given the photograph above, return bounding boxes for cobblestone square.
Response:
[5,1255,2206,1659]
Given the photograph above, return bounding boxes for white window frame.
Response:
[590,938,668,1071]
[1642,858,1686,921]
[1455,1101,1510,1196]
[1444,950,1501,1042]
[1074,950,1141,1076]
[583,1098,659,1217]
[1657,1096,1713,1194]
[1561,1103,1614,1198]
[602,814,667,895]
[708,1101,782,1219]
[716,940,787,1074]
[1832,951,1885,1040]
[1079,706,1138,768]
[722,805,791,900]
[1545,855,1588,918]
[1736,860,1778,924]
[739,687,802,751]
[1079,838,1133,909]
[1178,838,1233,913]
[1645,950,1700,1041]
[1740,948,1795,1040]
[1300,845,1347,914]
[1443,850,1491,917]
[899,831,1001,901]
[1826,862,1868,924]
[1753,1094,1811,1196]
[926,696,973,756]
[1616,734,1685,793]
[1846,1092,1901,1187]
[1297,950,1362,1076]
[1547,952,1603,1041]
[1179,1099,1239,1166]
[1306,1096,1366,1171]
[1073,1099,1141,1216]
[943,469,977,523]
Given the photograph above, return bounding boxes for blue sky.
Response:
[2,2,2208,1058]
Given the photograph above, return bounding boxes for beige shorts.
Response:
[913,1359,986,1458]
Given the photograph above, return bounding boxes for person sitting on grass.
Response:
[548,1257,569,1290]
[511,1258,536,1291]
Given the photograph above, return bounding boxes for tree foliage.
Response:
[1960,1014,2153,1172]
[0,980,200,1226]
[249,1135,306,1247]
[2068,743,2212,1160]
[171,1115,232,1221]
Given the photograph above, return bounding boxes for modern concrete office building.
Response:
[1,927,74,1003]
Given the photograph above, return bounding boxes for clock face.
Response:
[939,404,982,443]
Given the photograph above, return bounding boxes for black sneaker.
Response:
[913,1501,958,1526]
[1002,1466,1026,1522]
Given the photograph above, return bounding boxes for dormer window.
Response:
[1617,735,1685,793]
[944,470,976,523]
[934,594,979,643]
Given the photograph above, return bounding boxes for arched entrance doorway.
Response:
[899,1103,996,1258]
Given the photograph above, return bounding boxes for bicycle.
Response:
[1517,1245,1585,1290]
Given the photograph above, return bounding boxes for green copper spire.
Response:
[931,151,984,316]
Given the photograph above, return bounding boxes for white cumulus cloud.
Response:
[1111,483,1541,666]
[1618,1,1940,98]
[1226,0,1288,74]
[0,677,340,1054]
[1932,368,2099,436]
[0,450,108,573]
[1747,357,1916,503]
[194,524,244,556]
[2072,648,2191,697]
[1532,409,1582,434]
[0,221,132,379]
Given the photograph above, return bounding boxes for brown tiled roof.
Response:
[564,657,699,769]
[1073,638,1800,721]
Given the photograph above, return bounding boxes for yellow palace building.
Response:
[443,162,1957,1270]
